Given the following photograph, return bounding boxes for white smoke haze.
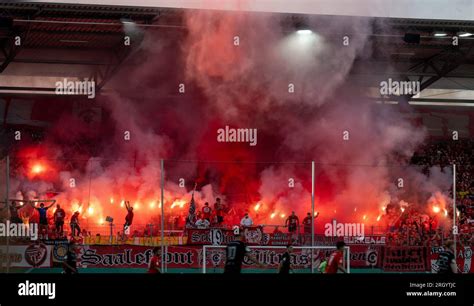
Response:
[180,10,452,226]
[258,165,311,220]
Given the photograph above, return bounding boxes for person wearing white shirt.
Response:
[240,213,253,227]
[195,217,210,229]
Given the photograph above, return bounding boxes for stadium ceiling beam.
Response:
[372,96,474,103]
[21,45,114,51]
[0,85,108,97]
[412,48,472,92]
[386,47,472,107]
[387,21,474,31]
[19,29,125,37]
[0,86,57,92]
[357,50,474,82]
[0,4,162,18]
[351,71,474,79]
[93,41,141,90]
[12,58,110,66]
[352,58,474,67]
[32,7,159,18]
[350,58,474,80]
[0,29,23,73]
[411,98,474,104]
[93,18,150,90]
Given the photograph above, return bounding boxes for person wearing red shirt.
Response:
[54,204,66,237]
[202,202,212,222]
[148,247,161,274]
[460,222,470,234]
[325,241,347,274]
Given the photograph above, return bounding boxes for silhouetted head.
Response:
[336,241,346,250]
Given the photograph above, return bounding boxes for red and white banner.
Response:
[186,228,235,245]
[430,246,473,274]
[349,245,382,268]
[76,244,383,269]
[78,245,325,269]
[186,227,265,245]
[186,228,387,247]
[78,245,154,268]
[0,243,52,268]
[1,243,471,272]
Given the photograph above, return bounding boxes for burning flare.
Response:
[31,163,45,175]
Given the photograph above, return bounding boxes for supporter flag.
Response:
[187,183,197,226]
[189,194,196,216]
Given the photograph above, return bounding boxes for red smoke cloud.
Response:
[7,9,453,232]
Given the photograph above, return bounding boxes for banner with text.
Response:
[383,246,427,272]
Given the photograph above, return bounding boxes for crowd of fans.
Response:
[3,140,472,247]
[385,206,446,247]
[411,139,473,192]
[390,139,474,247]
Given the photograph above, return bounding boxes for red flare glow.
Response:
[29,162,48,177]
[254,203,261,211]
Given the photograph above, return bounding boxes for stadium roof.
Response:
[0,1,473,106]
[18,0,474,21]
